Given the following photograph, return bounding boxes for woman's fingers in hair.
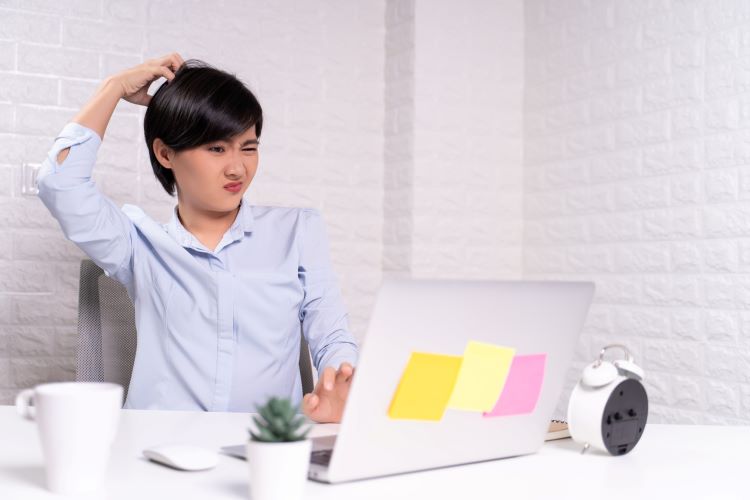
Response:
[158,65,176,82]
[157,53,184,73]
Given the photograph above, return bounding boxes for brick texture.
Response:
[6,0,739,426]
[526,0,750,424]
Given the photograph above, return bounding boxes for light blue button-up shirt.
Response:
[37,121,358,412]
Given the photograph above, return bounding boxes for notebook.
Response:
[545,420,570,441]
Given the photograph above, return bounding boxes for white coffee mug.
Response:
[15,382,123,494]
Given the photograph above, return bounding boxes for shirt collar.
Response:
[166,198,255,252]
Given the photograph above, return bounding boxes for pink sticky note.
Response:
[483,354,546,417]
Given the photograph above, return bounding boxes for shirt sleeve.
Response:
[297,208,359,373]
[37,121,136,286]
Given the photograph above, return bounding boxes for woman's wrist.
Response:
[98,76,125,100]
[71,77,124,141]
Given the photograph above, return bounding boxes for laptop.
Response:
[222,278,595,483]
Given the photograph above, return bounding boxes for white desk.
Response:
[0,405,746,499]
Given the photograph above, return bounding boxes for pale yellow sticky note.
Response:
[388,352,463,421]
[447,341,516,412]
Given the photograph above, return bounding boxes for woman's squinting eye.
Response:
[208,145,257,152]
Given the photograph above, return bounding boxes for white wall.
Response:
[525,0,750,424]
[385,0,525,279]
[6,0,742,427]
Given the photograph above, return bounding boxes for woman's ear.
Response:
[152,138,174,170]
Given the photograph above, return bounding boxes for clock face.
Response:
[600,378,649,455]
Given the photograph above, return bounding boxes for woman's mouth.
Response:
[224,182,242,193]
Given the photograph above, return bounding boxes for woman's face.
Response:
[154,126,259,213]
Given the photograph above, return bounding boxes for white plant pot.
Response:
[246,439,312,500]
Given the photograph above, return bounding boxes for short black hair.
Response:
[143,59,263,196]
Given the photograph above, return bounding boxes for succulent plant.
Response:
[249,397,311,442]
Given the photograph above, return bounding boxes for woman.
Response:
[37,53,357,423]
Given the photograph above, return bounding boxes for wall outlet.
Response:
[21,162,41,196]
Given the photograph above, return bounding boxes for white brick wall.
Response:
[385,0,525,279]
[0,0,385,404]
[384,0,415,275]
[526,0,750,424]
[411,0,524,279]
[7,0,740,427]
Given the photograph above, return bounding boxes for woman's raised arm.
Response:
[37,53,184,287]
[57,53,184,164]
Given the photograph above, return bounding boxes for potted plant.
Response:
[246,397,312,500]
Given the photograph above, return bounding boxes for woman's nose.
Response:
[225,153,245,176]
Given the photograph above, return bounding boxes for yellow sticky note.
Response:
[447,341,516,412]
[388,352,463,421]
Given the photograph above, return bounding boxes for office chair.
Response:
[76,259,316,404]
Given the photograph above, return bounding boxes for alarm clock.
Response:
[567,344,648,455]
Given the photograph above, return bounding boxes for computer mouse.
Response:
[143,444,219,471]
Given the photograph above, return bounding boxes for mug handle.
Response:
[15,389,36,421]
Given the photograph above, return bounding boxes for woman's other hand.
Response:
[302,362,355,423]
[110,52,185,107]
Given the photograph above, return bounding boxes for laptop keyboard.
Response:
[310,449,333,466]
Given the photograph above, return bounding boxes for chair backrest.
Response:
[76,259,316,404]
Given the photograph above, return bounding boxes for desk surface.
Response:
[0,405,746,500]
